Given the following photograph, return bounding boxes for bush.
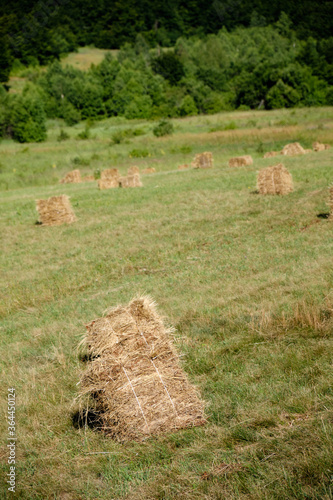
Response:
[179,95,198,116]
[76,125,91,140]
[10,86,47,143]
[129,148,149,158]
[153,119,174,137]
[57,129,70,141]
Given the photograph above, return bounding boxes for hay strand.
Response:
[78,296,206,441]
[142,168,156,174]
[36,195,77,226]
[128,166,140,175]
[263,151,279,158]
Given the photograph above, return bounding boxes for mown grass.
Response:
[0,107,332,499]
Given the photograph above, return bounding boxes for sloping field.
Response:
[0,107,332,499]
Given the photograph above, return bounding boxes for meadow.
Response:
[0,105,333,499]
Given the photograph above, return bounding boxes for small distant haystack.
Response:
[257,163,293,195]
[119,173,143,188]
[304,149,313,154]
[313,141,331,152]
[98,168,120,190]
[193,152,213,169]
[78,296,206,441]
[142,168,156,174]
[128,166,140,175]
[281,142,305,156]
[263,151,279,158]
[329,187,333,220]
[59,169,81,184]
[82,175,95,182]
[228,155,253,167]
[36,195,77,226]
[178,164,189,170]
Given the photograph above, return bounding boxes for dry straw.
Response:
[281,142,305,156]
[263,151,279,158]
[128,166,140,175]
[178,164,189,170]
[119,173,143,188]
[142,168,156,174]
[59,169,81,184]
[228,155,253,167]
[313,141,331,152]
[36,195,77,226]
[193,152,213,169]
[98,169,120,190]
[257,163,293,195]
[78,296,206,441]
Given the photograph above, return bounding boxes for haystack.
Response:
[304,149,313,154]
[193,152,213,169]
[82,175,95,182]
[281,142,305,156]
[329,187,333,220]
[98,168,120,190]
[178,164,189,170]
[78,297,206,441]
[228,155,253,167]
[142,168,156,174]
[257,163,293,195]
[119,173,142,188]
[59,169,81,184]
[263,151,279,158]
[128,166,140,175]
[36,195,77,226]
[313,141,331,152]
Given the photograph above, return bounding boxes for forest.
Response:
[0,1,332,142]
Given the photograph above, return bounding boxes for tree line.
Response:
[0,20,332,142]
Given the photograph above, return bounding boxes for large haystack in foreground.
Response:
[119,173,143,188]
[193,152,213,169]
[36,195,77,226]
[78,297,206,441]
[313,141,331,152]
[281,142,305,156]
[228,155,253,167]
[257,163,293,195]
[59,169,81,184]
[98,168,120,190]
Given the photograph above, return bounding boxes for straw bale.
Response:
[59,169,81,184]
[228,155,253,167]
[257,163,293,195]
[78,297,206,441]
[119,173,143,188]
[263,151,279,158]
[36,195,77,226]
[82,175,95,182]
[128,166,140,175]
[101,168,120,181]
[142,168,156,174]
[98,178,120,190]
[178,164,189,170]
[313,141,331,152]
[281,142,305,156]
[193,152,213,169]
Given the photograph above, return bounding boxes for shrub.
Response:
[129,148,149,158]
[10,86,47,143]
[153,119,174,137]
[179,95,198,116]
[57,129,70,141]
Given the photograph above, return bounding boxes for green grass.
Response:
[0,107,333,499]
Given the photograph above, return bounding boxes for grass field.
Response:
[0,106,333,499]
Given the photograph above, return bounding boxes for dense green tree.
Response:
[10,84,47,142]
